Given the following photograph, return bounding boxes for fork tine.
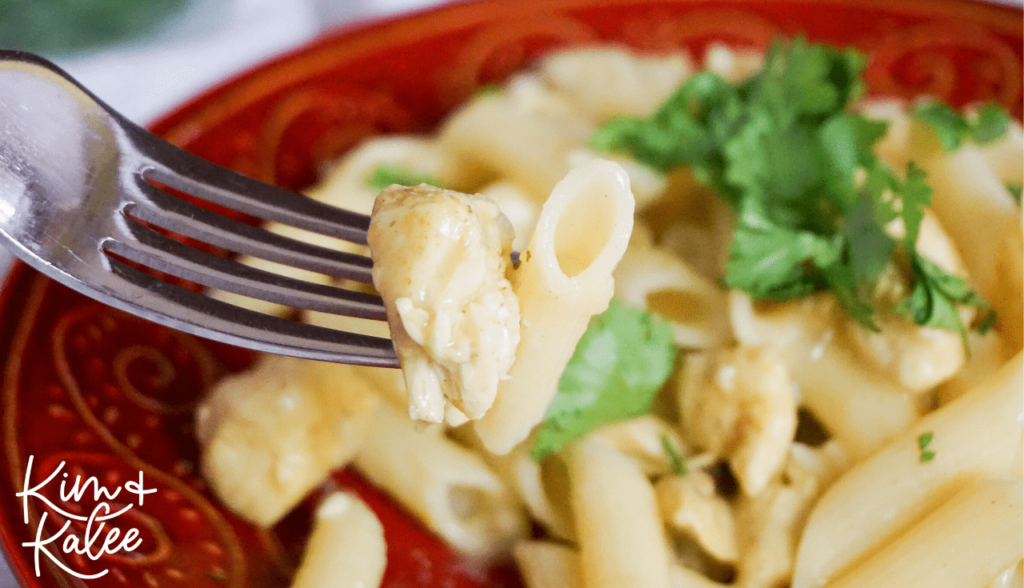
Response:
[105,221,387,320]
[139,151,370,243]
[127,177,374,283]
[104,256,398,366]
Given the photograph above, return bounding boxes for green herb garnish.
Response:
[531,301,676,461]
[1007,183,1023,205]
[473,83,504,99]
[207,571,227,582]
[365,165,443,192]
[913,101,1011,151]
[976,310,997,335]
[660,434,688,476]
[917,431,936,463]
[592,37,992,341]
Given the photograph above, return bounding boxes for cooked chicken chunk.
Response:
[678,346,798,496]
[842,210,973,393]
[734,442,847,588]
[368,184,520,425]
[655,471,738,563]
[195,356,380,526]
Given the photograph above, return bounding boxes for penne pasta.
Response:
[730,292,919,459]
[481,442,576,541]
[978,118,1023,188]
[289,491,387,588]
[565,437,674,588]
[911,124,1024,351]
[438,87,594,202]
[474,159,634,454]
[614,239,728,349]
[538,46,693,121]
[791,352,1023,588]
[353,401,529,558]
[514,541,585,588]
[822,479,1023,588]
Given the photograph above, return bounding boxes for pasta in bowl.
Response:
[202,38,1023,588]
[0,2,1021,588]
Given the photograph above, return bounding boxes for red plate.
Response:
[1,0,1021,586]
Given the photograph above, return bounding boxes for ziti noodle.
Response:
[196,39,1024,588]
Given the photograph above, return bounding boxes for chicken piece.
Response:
[655,471,738,563]
[734,442,847,588]
[288,491,386,588]
[678,346,797,496]
[195,356,380,527]
[843,210,972,393]
[368,184,520,425]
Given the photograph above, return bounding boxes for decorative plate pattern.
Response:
[1,0,1020,586]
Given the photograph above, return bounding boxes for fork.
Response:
[0,50,398,367]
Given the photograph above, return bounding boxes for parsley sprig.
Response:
[592,37,1002,338]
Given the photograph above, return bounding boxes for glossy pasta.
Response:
[194,43,1024,588]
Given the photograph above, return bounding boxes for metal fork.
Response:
[0,50,398,367]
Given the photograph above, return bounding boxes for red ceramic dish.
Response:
[1,0,1021,586]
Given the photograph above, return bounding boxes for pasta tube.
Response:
[289,491,386,588]
[474,159,635,454]
[565,437,673,588]
[514,541,584,588]
[822,479,1023,588]
[911,126,1024,351]
[792,352,1024,588]
[353,402,529,558]
[730,292,918,459]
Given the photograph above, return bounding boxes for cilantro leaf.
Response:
[917,431,936,463]
[590,71,735,177]
[913,100,1011,151]
[473,83,503,99]
[843,191,895,285]
[365,165,443,192]
[971,103,1011,144]
[1006,183,1022,205]
[976,310,997,334]
[899,162,932,249]
[593,37,993,340]
[531,301,676,461]
[724,221,838,301]
[896,252,988,348]
[913,102,971,151]
[661,434,688,476]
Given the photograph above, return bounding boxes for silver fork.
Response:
[0,50,398,367]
